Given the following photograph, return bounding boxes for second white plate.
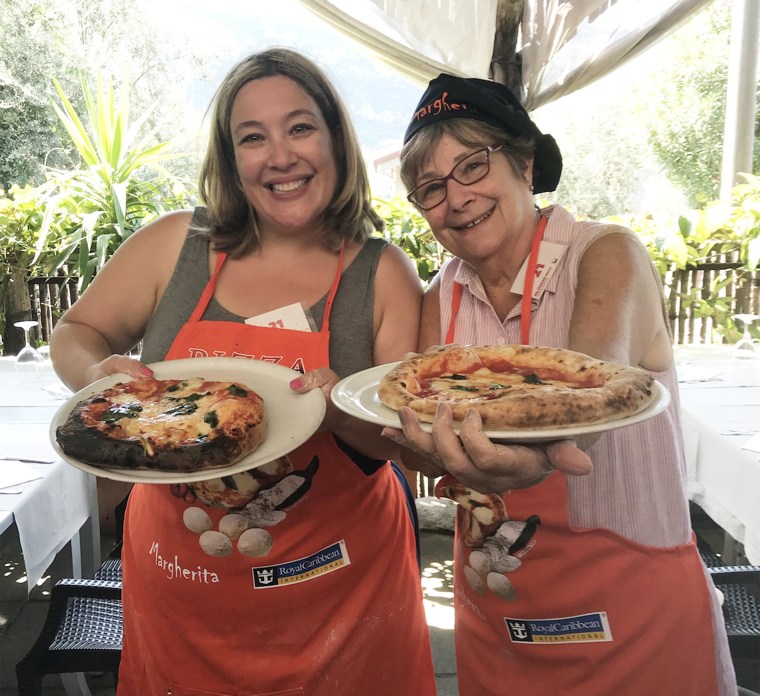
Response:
[50,357,325,483]
[331,362,671,442]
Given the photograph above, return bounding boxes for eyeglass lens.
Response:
[410,148,491,209]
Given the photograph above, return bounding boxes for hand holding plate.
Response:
[382,407,447,479]
[83,354,154,386]
[290,367,340,431]
[386,403,592,495]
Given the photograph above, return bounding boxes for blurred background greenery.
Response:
[1,0,758,353]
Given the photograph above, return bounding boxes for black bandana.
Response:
[403,73,562,194]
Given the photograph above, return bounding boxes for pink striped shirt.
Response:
[434,204,690,547]
[433,205,735,694]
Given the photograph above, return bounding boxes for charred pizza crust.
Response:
[56,376,266,471]
[377,345,655,430]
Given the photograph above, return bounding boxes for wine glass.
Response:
[731,313,759,360]
[14,320,44,363]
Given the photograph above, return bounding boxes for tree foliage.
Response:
[0,0,220,190]
[535,0,759,218]
[0,0,79,188]
[638,0,760,206]
[373,197,449,283]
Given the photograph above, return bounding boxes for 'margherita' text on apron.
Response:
[150,541,221,583]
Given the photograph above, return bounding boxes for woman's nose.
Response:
[445,179,475,210]
[268,139,297,169]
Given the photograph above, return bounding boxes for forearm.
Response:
[330,410,400,460]
[50,320,127,391]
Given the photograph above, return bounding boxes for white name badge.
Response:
[245,302,314,331]
[510,241,567,299]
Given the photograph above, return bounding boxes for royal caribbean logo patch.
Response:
[504,612,613,644]
[251,540,350,588]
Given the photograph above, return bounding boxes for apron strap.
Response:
[320,245,344,333]
[445,282,463,345]
[520,214,548,345]
[445,214,549,346]
[188,247,344,332]
[188,251,227,323]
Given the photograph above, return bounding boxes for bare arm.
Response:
[569,231,672,370]
[50,210,192,391]
[293,243,423,459]
[418,282,441,352]
[372,243,424,365]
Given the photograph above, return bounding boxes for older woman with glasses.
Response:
[384,74,736,696]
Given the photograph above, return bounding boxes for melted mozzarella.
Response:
[108,378,217,443]
[425,367,578,401]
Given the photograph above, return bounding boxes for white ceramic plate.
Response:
[50,357,325,483]
[331,362,671,442]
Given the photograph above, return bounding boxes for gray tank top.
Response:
[141,210,389,378]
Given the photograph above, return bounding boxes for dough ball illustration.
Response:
[487,572,516,600]
[468,545,521,576]
[183,506,213,534]
[237,528,274,557]
[199,530,233,557]
[468,550,491,577]
[464,564,486,594]
[218,513,250,540]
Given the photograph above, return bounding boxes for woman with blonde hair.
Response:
[51,48,436,695]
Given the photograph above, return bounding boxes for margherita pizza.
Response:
[377,345,655,430]
[56,376,266,471]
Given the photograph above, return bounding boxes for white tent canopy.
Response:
[299,0,758,193]
[299,0,712,108]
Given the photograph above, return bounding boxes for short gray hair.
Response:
[400,119,535,201]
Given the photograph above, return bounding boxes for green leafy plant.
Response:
[0,184,73,351]
[374,196,449,283]
[34,73,195,289]
[717,173,760,271]
[606,177,759,343]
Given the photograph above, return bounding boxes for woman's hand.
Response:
[289,367,346,432]
[82,355,154,387]
[169,483,198,503]
[382,403,593,495]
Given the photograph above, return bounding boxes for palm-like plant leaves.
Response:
[36,73,193,288]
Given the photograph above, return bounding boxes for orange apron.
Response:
[118,250,436,696]
[437,222,721,695]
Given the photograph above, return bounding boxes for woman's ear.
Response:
[523,155,535,190]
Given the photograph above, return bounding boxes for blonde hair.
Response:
[198,47,383,255]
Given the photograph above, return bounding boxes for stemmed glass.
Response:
[731,313,759,360]
[14,321,44,363]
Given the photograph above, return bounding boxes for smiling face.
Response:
[230,75,338,240]
[415,133,536,265]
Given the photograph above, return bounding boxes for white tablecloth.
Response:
[676,346,760,564]
[0,358,98,592]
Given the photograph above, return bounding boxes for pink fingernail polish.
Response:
[139,366,153,376]
[290,378,303,389]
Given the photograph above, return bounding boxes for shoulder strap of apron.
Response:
[187,251,227,323]
[519,214,548,345]
[186,246,344,331]
[445,282,463,345]
[445,214,549,346]
[321,245,344,333]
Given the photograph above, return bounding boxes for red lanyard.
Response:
[520,214,548,345]
[446,214,548,345]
